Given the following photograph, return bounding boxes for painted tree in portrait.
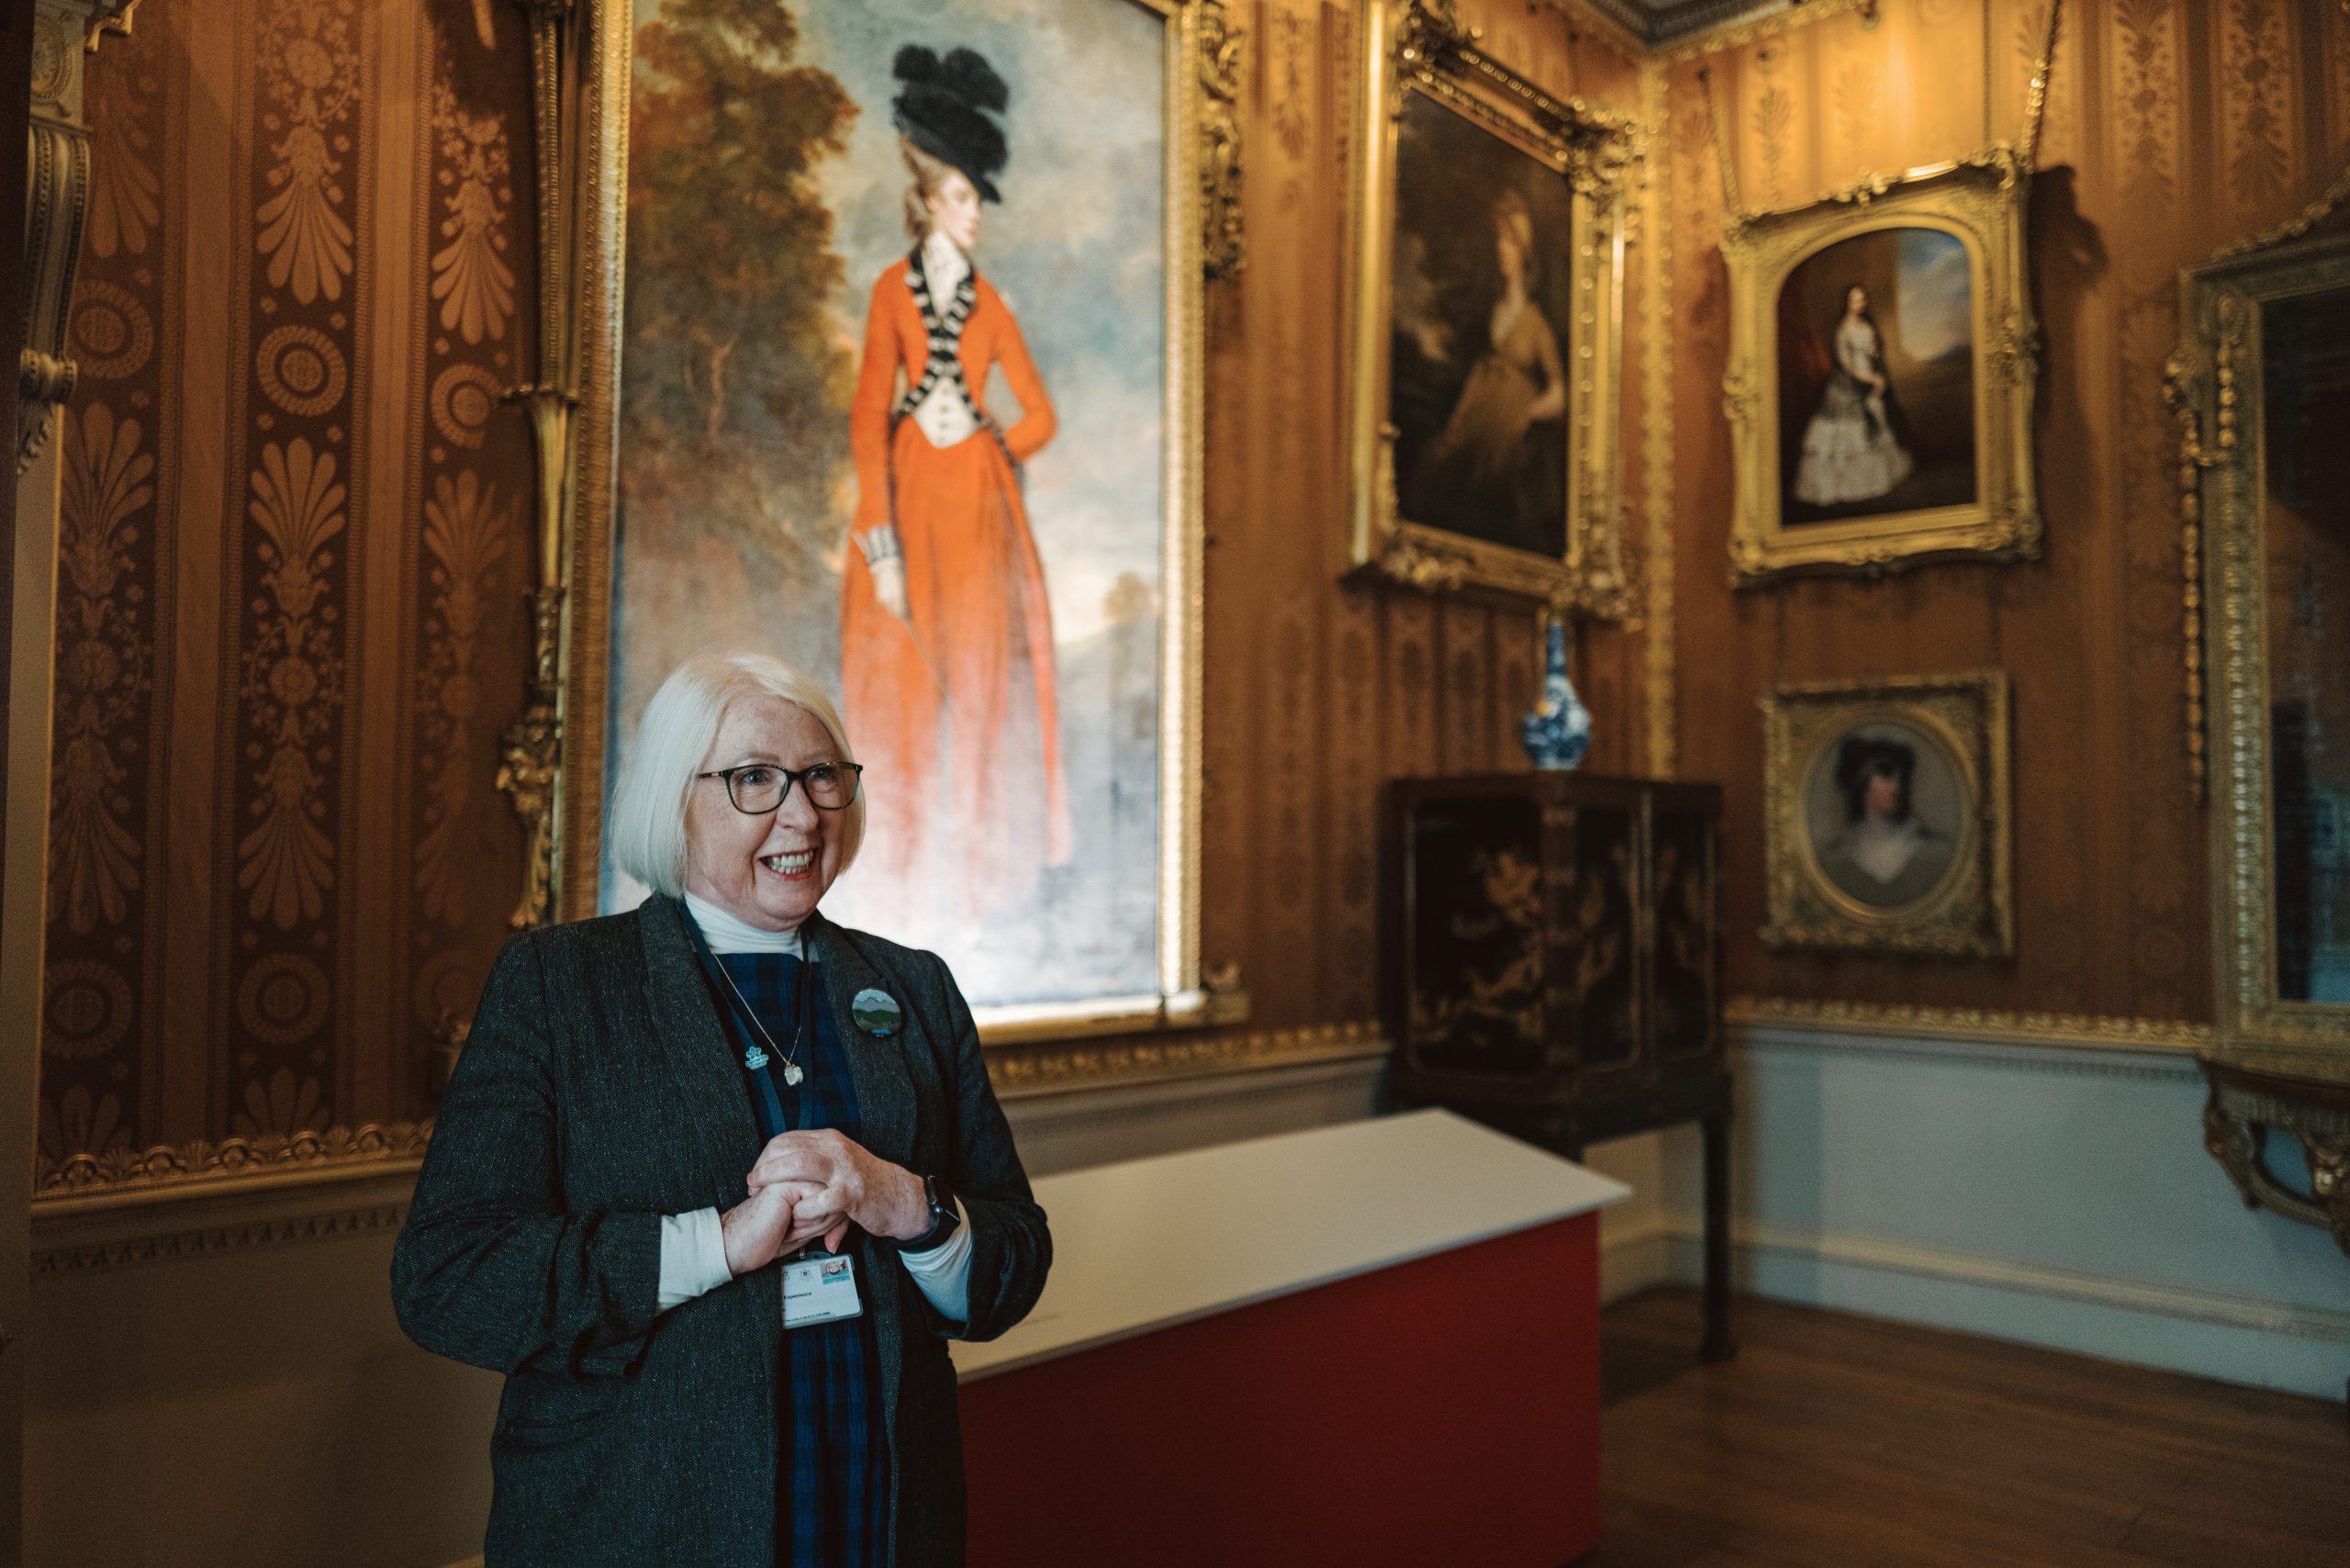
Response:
[622,0,858,707]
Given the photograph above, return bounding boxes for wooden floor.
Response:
[1588,1288,2350,1568]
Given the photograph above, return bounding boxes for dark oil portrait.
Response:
[1385,90,1577,560]
[1777,226,1978,526]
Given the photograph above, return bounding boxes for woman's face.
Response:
[683,696,849,932]
[1495,222,1525,286]
[928,170,983,253]
[1863,769,1902,821]
[1845,285,1869,316]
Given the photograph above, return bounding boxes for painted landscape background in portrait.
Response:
[1386,89,1575,561]
[606,0,1168,1006]
[1776,225,1977,527]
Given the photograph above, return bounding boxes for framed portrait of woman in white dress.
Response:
[1345,0,1635,614]
[1720,152,2042,586]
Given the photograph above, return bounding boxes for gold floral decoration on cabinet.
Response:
[1347,0,1636,616]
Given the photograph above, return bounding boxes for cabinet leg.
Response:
[1698,1113,1736,1363]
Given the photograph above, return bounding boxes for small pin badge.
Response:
[851,988,902,1036]
[743,1044,769,1072]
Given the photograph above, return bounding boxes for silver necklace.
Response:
[710,956,807,1087]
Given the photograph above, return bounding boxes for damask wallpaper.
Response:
[38,0,538,1183]
[48,0,2335,1183]
[1661,0,2350,1022]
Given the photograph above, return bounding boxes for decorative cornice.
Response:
[989,1020,1387,1098]
[1729,995,2212,1054]
[32,1025,1391,1204]
[34,1122,434,1208]
[35,1200,410,1276]
[1656,0,1870,62]
[1544,0,1815,52]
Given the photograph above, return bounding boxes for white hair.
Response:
[607,650,865,898]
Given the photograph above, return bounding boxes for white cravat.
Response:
[910,233,981,450]
[921,230,969,292]
[656,895,974,1324]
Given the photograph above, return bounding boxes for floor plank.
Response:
[1586,1289,2350,1568]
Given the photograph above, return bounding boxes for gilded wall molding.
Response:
[34,1121,432,1206]
[1637,58,1674,777]
[498,0,585,932]
[1197,0,1247,281]
[18,0,141,470]
[1729,995,2211,1055]
[32,1020,1386,1199]
[1655,0,1870,66]
[34,1198,409,1276]
[979,1020,1386,1098]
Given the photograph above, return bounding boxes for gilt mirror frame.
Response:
[1345,0,1635,616]
[2178,200,2350,1069]
[547,0,1238,1048]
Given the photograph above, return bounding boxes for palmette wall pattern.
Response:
[37,0,538,1192]
[32,0,2350,1196]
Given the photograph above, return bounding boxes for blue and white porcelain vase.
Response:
[1519,613,1591,771]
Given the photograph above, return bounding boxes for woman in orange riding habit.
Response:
[841,44,1072,930]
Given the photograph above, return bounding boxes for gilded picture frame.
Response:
[1346,0,1635,615]
[1761,672,2013,958]
[550,0,1235,1045]
[2177,210,2350,1066]
[1722,154,2042,587]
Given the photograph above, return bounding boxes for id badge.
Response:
[781,1250,864,1329]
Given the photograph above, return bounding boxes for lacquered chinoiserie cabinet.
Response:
[1383,773,1735,1361]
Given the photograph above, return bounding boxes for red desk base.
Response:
[959,1213,1601,1568]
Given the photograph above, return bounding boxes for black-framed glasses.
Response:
[695,761,864,814]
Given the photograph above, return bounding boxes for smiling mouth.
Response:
[761,850,815,878]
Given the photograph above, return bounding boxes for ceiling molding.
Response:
[1549,0,1805,49]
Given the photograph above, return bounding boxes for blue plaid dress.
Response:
[714,951,890,1568]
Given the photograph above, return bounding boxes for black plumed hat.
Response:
[892,45,1010,204]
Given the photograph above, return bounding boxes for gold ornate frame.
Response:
[1718,162,2041,587]
[1760,672,2014,958]
[2175,195,2350,1066]
[537,0,1238,1047]
[1709,6,2056,588]
[1347,0,1635,615]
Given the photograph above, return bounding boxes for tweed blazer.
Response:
[390,894,1050,1567]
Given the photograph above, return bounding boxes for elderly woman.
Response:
[391,650,1050,1568]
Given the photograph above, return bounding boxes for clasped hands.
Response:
[719,1128,931,1279]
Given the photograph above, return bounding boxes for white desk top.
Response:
[951,1108,1629,1381]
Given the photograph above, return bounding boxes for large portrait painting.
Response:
[1386,93,1577,563]
[1348,0,1632,613]
[558,0,1218,1036]
[1723,156,2041,585]
[1762,673,2013,958]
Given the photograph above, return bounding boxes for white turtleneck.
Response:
[655,893,973,1323]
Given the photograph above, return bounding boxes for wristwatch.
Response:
[902,1173,959,1253]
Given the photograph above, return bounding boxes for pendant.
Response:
[781,1061,805,1088]
[743,1045,769,1071]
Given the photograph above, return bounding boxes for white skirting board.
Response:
[1632,1021,2350,1400]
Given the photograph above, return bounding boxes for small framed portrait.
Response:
[1347,0,1635,614]
[1761,673,2013,958]
[1723,154,2041,586]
